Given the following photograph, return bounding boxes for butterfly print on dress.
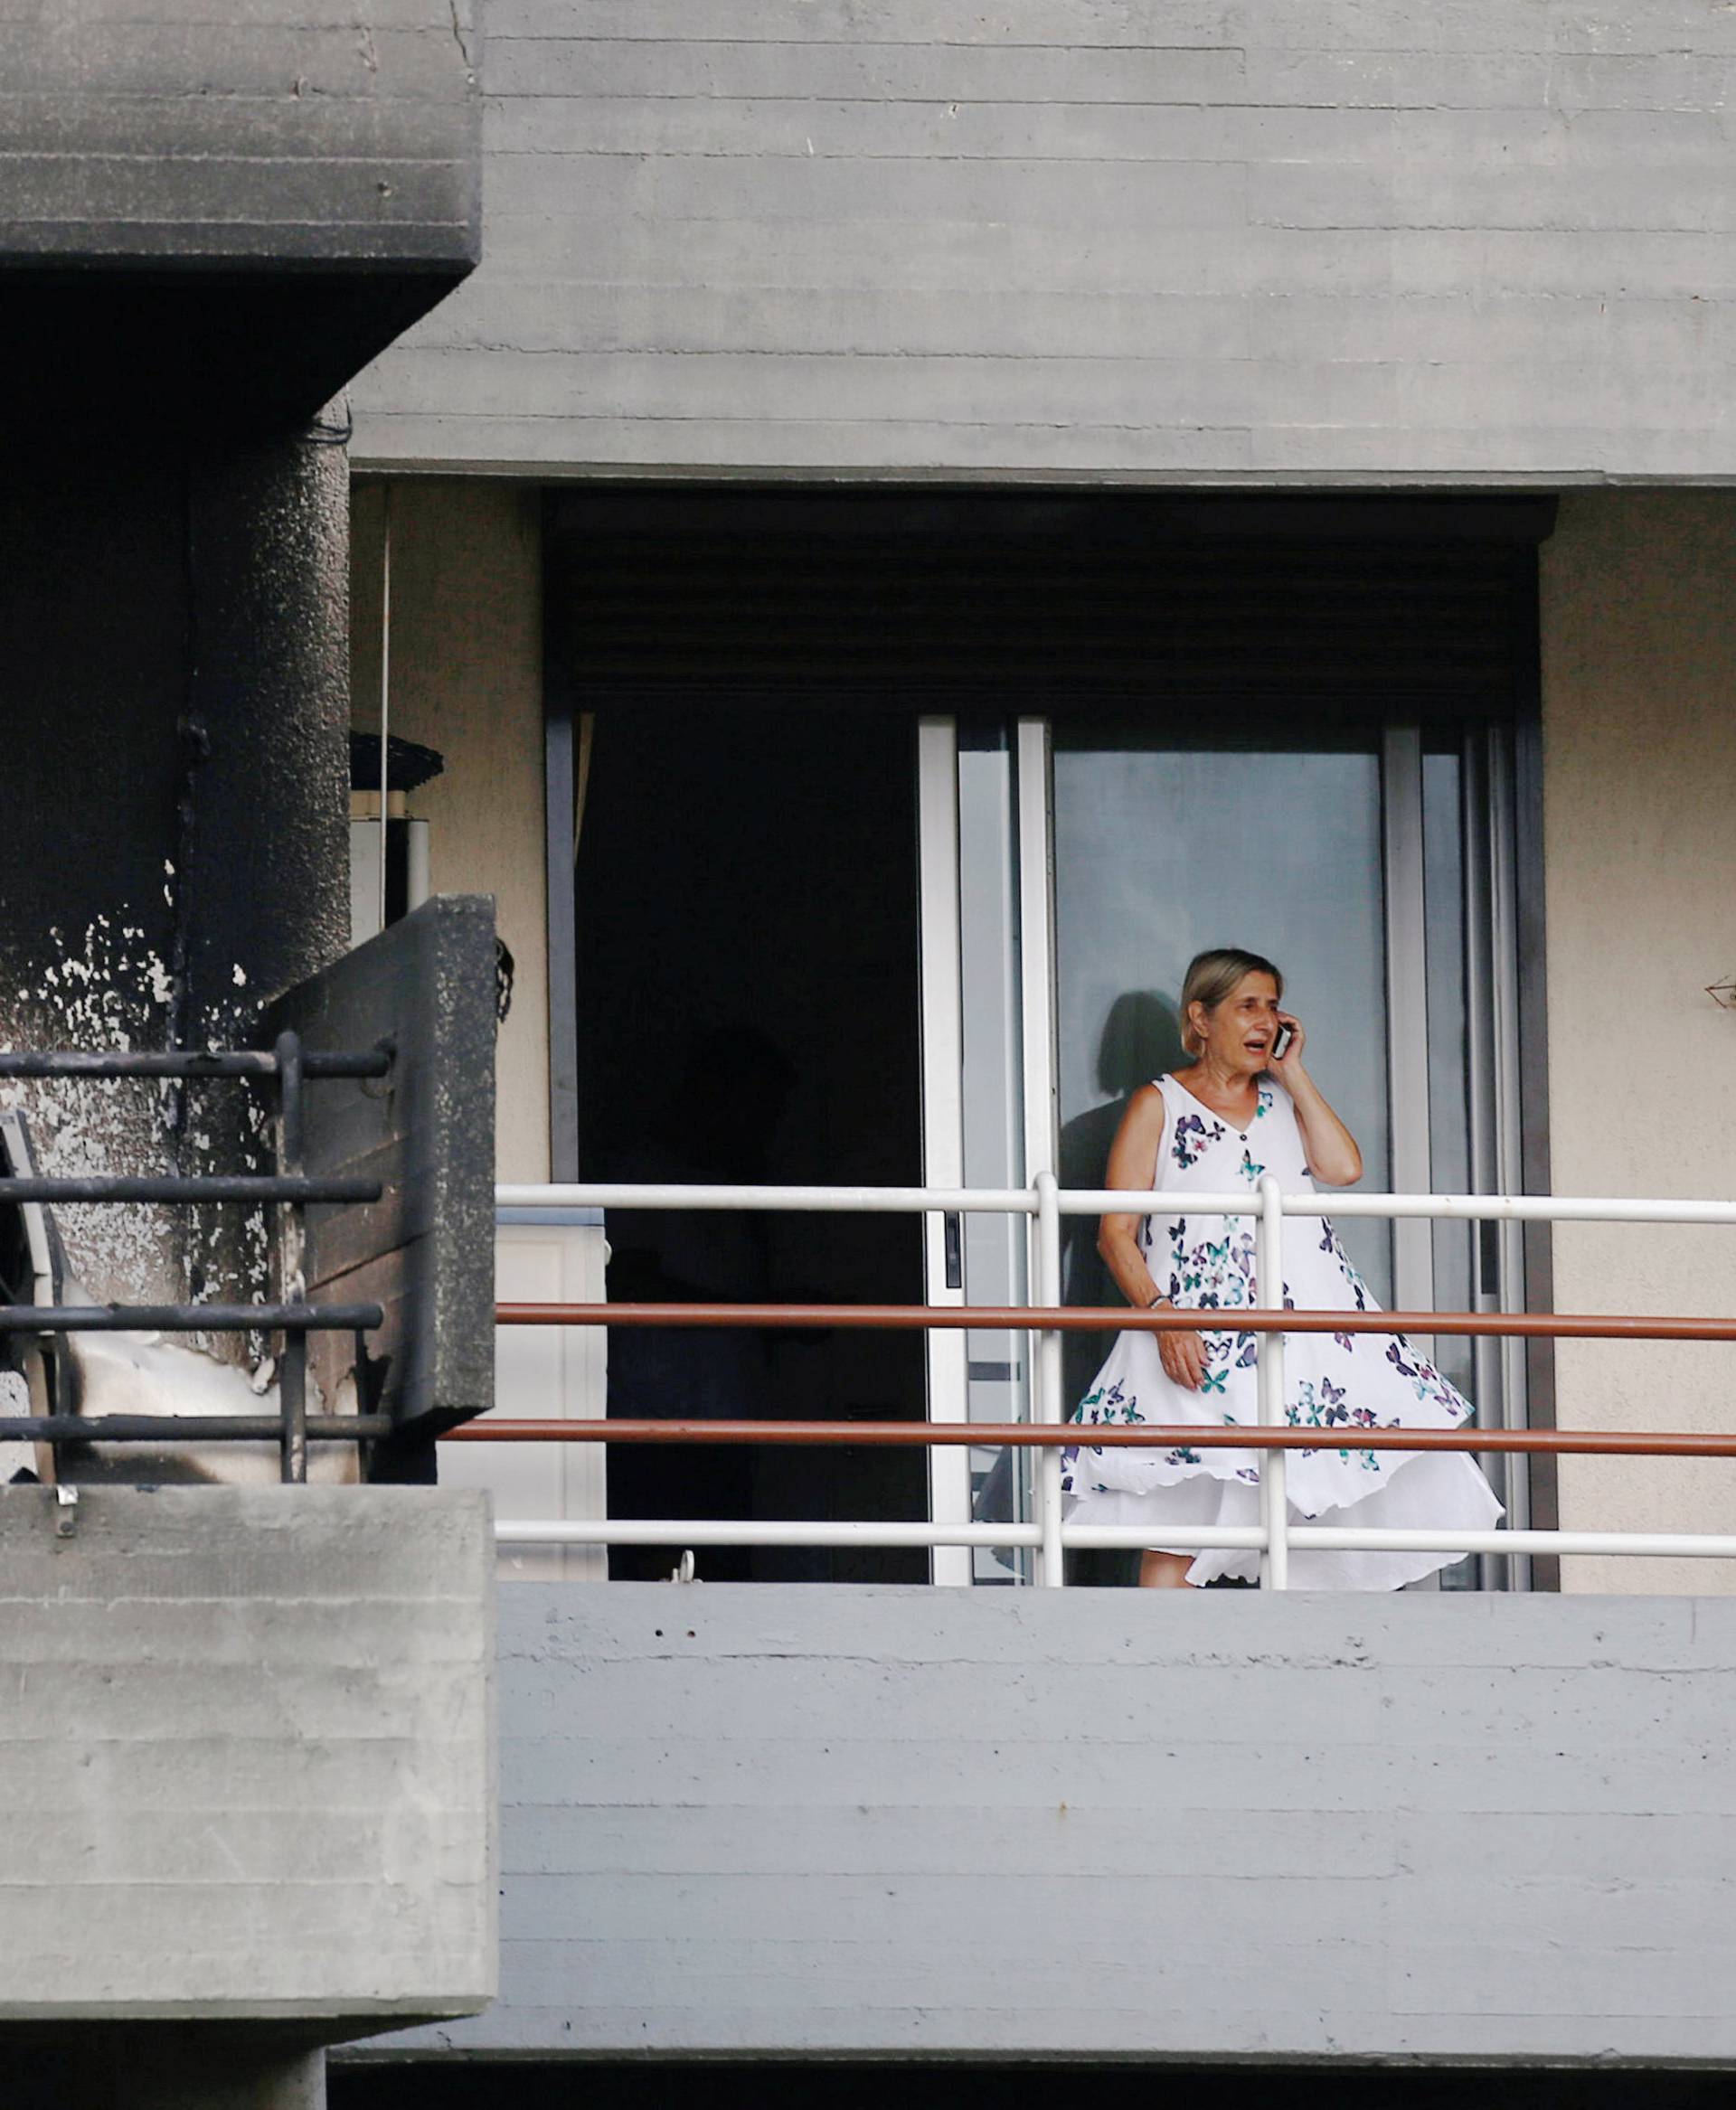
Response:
[1061,1069,1488,1548]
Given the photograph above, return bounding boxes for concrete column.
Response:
[0,426,349,1310]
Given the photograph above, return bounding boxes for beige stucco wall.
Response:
[351,479,551,1183]
[1541,493,1736,1591]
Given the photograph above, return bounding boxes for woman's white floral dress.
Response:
[1063,1070,1504,1588]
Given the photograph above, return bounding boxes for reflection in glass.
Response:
[1052,740,1392,1423]
[1423,747,1472,1400]
[1423,743,1477,1590]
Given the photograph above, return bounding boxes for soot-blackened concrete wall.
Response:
[1,0,481,430]
[363,1583,1736,2066]
[0,432,349,1306]
[353,0,1736,481]
[0,0,477,268]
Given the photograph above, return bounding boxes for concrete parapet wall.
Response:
[354,0,1736,479]
[371,1582,1736,2065]
[0,1486,496,2025]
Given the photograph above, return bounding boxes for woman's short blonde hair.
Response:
[1179,947,1283,1057]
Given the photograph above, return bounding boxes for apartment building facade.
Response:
[7,0,1736,2097]
[336,0,1736,2087]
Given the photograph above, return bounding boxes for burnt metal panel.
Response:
[262,894,495,1441]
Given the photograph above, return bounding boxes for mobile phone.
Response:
[1271,1022,1295,1061]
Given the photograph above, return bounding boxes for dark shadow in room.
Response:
[577,708,928,1583]
[601,1028,797,1580]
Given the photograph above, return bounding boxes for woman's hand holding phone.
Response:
[1270,1013,1302,1069]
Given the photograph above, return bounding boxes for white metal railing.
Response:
[484,1180,1736,1586]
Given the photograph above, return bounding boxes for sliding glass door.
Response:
[920,713,1530,1588]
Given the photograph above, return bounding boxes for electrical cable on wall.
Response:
[378,484,392,936]
[168,459,211,1136]
[305,401,354,448]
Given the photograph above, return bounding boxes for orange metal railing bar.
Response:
[465,1301,1736,1457]
[444,1419,1736,1457]
[497,1300,1736,1344]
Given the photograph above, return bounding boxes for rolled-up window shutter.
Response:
[545,492,1551,723]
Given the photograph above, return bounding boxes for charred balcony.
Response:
[0,897,496,1489]
[0,0,480,433]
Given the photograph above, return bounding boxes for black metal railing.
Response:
[0,1034,391,1481]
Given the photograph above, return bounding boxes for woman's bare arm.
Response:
[1269,1013,1363,1186]
[1095,1084,1206,1389]
[1095,1086,1166,1306]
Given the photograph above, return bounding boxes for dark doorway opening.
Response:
[575,708,927,1581]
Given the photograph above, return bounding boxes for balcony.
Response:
[0,900,499,2089]
[341,1173,1736,2070]
[0,0,480,430]
[458,1176,1736,1586]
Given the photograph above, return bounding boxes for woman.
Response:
[1062,947,1503,1589]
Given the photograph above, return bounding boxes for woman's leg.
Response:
[1138,1550,1195,1589]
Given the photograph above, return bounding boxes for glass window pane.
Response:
[1423,742,1477,1590]
[956,725,1031,1582]
[1423,746,1473,1399]
[1052,739,1392,1335]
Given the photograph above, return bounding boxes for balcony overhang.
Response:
[1,0,480,433]
[0,260,475,437]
